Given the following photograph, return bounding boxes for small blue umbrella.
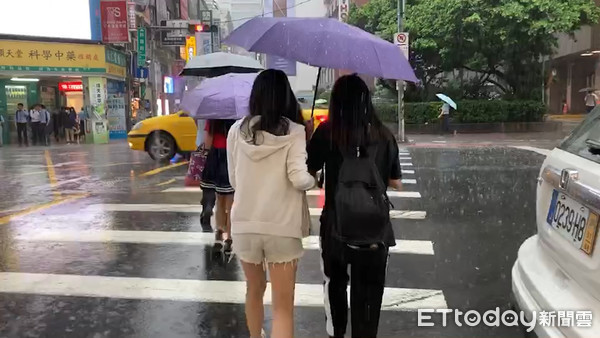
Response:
[436,93,457,110]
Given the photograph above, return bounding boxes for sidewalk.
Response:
[406,131,565,149]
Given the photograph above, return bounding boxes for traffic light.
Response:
[188,24,210,34]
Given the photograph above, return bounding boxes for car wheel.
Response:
[147,132,176,162]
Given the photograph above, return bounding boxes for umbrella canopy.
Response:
[224,17,418,82]
[436,93,457,110]
[181,73,258,119]
[579,87,597,93]
[180,52,264,77]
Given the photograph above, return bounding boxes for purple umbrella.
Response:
[181,73,258,120]
[223,17,418,82]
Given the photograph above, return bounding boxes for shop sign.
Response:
[105,48,127,78]
[105,48,126,67]
[137,27,146,64]
[101,0,129,43]
[185,36,196,61]
[89,77,106,107]
[127,2,137,31]
[164,76,174,94]
[107,63,126,78]
[107,80,127,139]
[59,81,83,92]
[0,40,105,73]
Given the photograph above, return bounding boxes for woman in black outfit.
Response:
[307,74,403,338]
[201,119,236,252]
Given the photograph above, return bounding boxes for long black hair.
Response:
[242,69,303,145]
[328,74,384,151]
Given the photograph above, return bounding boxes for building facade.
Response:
[547,0,600,114]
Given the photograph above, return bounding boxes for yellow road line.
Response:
[44,150,60,198]
[0,194,87,225]
[156,178,176,187]
[139,161,188,177]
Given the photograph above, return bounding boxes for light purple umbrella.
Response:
[181,73,258,120]
[223,17,418,82]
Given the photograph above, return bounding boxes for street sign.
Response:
[137,27,146,64]
[161,20,188,46]
[395,32,409,60]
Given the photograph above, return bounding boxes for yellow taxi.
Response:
[128,96,329,161]
[298,94,329,128]
[128,111,197,161]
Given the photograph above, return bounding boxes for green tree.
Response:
[349,0,600,99]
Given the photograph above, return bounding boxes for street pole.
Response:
[397,0,405,142]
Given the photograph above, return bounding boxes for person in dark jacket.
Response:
[307,74,403,338]
[53,107,64,142]
[63,107,77,144]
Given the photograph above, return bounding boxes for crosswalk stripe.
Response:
[402,179,417,184]
[402,169,415,174]
[398,152,410,156]
[400,162,413,167]
[15,230,434,255]
[0,272,447,311]
[162,187,421,197]
[399,157,412,160]
[83,204,426,220]
[306,190,420,198]
[162,187,200,193]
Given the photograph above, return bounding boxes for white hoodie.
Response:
[227,117,315,239]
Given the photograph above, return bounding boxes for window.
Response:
[560,107,600,164]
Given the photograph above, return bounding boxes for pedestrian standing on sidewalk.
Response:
[78,107,87,143]
[39,105,51,146]
[64,107,77,144]
[30,104,41,146]
[307,74,403,338]
[227,69,315,338]
[201,119,236,252]
[585,90,598,113]
[438,102,451,134]
[53,108,63,142]
[15,103,29,147]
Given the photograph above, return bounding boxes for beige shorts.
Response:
[233,234,304,265]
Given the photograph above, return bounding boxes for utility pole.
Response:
[397,0,406,142]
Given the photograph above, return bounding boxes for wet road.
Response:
[0,142,547,337]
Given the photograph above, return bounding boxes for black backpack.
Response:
[333,145,391,245]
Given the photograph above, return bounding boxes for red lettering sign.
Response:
[101,1,129,43]
[58,82,83,92]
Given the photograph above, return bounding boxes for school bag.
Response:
[333,144,392,245]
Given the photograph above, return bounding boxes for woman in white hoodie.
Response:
[227,69,315,338]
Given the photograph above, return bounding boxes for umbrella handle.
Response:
[311,67,323,119]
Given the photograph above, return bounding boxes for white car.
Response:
[512,108,600,337]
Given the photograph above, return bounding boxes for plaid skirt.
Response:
[200,148,234,195]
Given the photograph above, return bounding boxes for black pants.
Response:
[441,114,450,133]
[200,187,216,232]
[31,122,41,145]
[17,123,28,146]
[321,217,389,338]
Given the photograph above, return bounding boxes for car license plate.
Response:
[546,189,600,255]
